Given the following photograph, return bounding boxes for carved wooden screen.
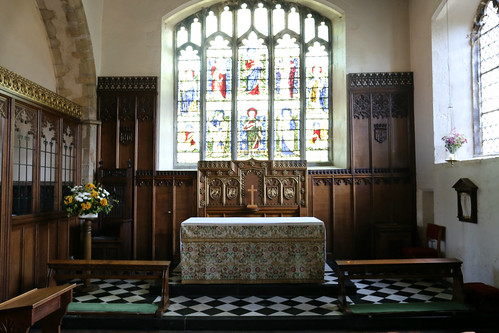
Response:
[13,104,36,215]
[198,159,308,217]
[0,66,82,300]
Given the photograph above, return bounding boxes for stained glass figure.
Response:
[276,107,300,158]
[239,106,267,159]
[206,109,230,159]
[275,34,300,99]
[239,32,267,97]
[306,119,329,162]
[206,36,232,102]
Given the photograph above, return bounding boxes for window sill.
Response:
[437,154,499,166]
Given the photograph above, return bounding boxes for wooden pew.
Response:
[47,259,170,317]
[0,284,75,333]
[335,258,464,313]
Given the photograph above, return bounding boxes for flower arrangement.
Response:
[442,129,467,154]
[63,182,116,218]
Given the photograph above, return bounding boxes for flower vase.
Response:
[78,213,98,219]
[446,147,458,160]
[446,147,458,166]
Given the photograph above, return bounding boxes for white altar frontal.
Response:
[180,217,326,284]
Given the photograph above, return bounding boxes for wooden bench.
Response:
[335,258,464,313]
[0,284,75,333]
[47,259,170,317]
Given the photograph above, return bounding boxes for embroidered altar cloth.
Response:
[180,217,325,284]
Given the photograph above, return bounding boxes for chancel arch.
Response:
[34,0,98,183]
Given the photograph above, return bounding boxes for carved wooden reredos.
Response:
[198,159,308,217]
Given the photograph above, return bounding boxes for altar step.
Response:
[169,261,356,298]
[170,281,348,298]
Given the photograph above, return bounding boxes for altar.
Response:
[180,217,325,284]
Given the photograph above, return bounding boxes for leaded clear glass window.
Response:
[175,1,331,165]
[473,0,499,155]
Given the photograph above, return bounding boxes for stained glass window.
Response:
[175,1,331,165]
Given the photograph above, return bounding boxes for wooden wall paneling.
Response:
[135,173,153,259]
[8,227,22,298]
[98,95,117,168]
[391,92,412,169]
[348,72,415,259]
[351,92,371,169]
[332,176,355,259]
[118,95,135,169]
[391,178,415,224]
[371,179,392,223]
[137,120,153,170]
[97,77,157,170]
[153,176,174,260]
[309,175,334,259]
[353,176,373,258]
[66,217,80,259]
[48,219,58,261]
[137,95,155,170]
[171,174,197,262]
[371,119,390,170]
[21,225,35,293]
[36,221,49,287]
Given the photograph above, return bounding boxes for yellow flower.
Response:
[85,183,96,190]
[64,196,73,204]
[90,190,99,198]
[100,198,108,207]
[81,202,91,211]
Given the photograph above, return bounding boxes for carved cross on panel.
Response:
[247,185,258,210]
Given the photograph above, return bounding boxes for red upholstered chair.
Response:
[402,223,445,258]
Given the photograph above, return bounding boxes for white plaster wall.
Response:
[0,0,56,90]
[99,0,410,76]
[410,0,499,287]
[329,0,411,72]
[99,0,181,76]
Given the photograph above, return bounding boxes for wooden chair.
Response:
[402,223,445,258]
[92,162,133,259]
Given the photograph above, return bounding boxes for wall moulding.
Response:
[97,76,158,92]
[0,66,82,119]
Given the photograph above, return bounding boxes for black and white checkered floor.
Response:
[71,263,454,317]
